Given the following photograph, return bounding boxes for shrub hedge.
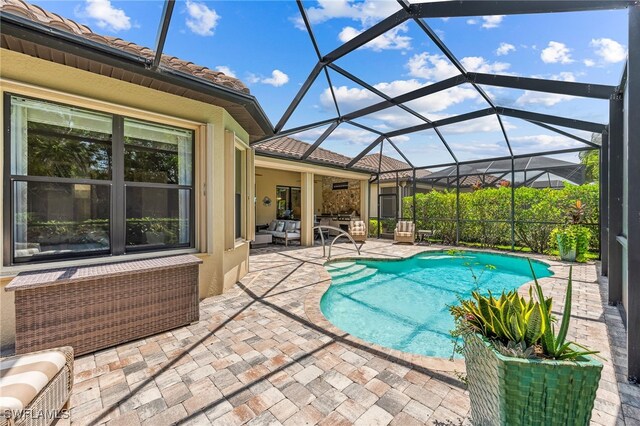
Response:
[398,184,599,254]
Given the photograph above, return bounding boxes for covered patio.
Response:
[65,241,637,425]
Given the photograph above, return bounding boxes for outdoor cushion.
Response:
[294,221,301,230]
[285,221,297,232]
[268,220,277,231]
[276,221,286,232]
[396,231,413,237]
[350,221,365,233]
[0,350,67,411]
[396,221,414,232]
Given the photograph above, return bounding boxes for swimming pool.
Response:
[320,250,553,358]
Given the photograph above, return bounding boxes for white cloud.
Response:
[440,115,511,134]
[516,72,576,106]
[583,59,596,67]
[250,70,290,87]
[540,41,573,64]
[510,134,580,150]
[407,52,510,80]
[338,23,411,51]
[482,15,504,29]
[185,0,220,36]
[461,56,511,73]
[590,38,627,63]
[294,0,401,29]
[495,42,515,56]
[321,79,480,130]
[297,125,378,146]
[215,66,236,78]
[466,15,504,29]
[77,0,131,32]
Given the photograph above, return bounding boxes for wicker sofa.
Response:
[349,220,367,243]
[0,346,74,426]
[394,220,415,244]
[259,220,301,246]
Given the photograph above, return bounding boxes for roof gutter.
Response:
[0,12,275,138]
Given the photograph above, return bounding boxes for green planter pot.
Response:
[464,334,602,426]
[557,235,577,262]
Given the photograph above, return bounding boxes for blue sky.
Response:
[35,0,628,168]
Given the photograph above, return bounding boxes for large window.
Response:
[276,186,301,220]
[4,95,194,264]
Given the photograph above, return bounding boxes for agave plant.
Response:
[451,259,598,360]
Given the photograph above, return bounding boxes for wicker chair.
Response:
[394,220,415,244]
[349,220,367,243]
[0,346,74,426]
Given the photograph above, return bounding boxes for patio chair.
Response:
[394,221,415,244]
[349,220,367,243]
[0,346,74,426]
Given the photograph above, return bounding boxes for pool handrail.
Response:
[313,225,361,260]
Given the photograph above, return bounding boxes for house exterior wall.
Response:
[0,49,254,351]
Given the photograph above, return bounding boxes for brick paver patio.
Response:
[66,241,639,425]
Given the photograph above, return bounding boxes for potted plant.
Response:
[450,261,601,426]
[550,200,592,262]
[550,225,591,262]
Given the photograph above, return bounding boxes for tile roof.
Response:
[256,137,432,178]
[357,153,432,181]
[256,137,354,168]
[0,0,249,94]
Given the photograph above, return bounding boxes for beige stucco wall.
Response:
[0,49,253,351]
[255,167,302,226]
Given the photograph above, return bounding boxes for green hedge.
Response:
[400,184,599,253]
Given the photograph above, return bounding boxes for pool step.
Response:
[331,266,378,286]
[326,261,357,271]
[327,263,367,278]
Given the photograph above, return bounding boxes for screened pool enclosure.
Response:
[2,0,638,382]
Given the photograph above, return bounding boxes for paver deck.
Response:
[66,241,639,425]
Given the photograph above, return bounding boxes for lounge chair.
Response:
[349,220,367,243]
[394,221,415,244]
[0,346,74,426]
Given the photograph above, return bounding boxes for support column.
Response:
[359,180,369,227]
[608,96,623,305]
[412,169,417,223]
[300,172,314,246]
[626,2,640,382]
[600,130,609,275]
[511,157,516,251]
[455,164,460,245]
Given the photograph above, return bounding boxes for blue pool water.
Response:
[321,251,553,358]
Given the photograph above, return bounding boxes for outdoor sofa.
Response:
[259,220,301,246]
[0,346,74,426]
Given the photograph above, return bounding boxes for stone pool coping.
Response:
[304,246,569,374]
